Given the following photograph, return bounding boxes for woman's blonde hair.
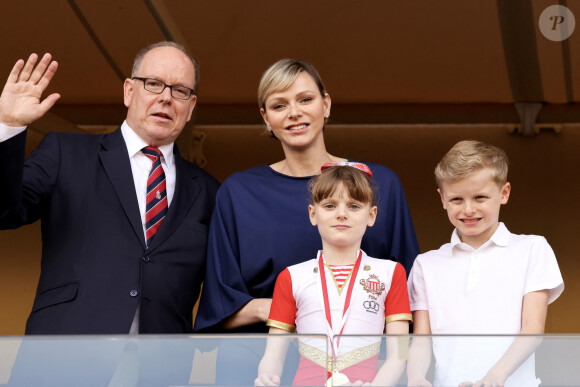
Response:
[258,59,326,110]
[435,140,509,188]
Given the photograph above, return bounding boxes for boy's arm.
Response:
[460,290,549,387]
[370,320,410,386]
[255,327,292,386]
[407,310,433,387]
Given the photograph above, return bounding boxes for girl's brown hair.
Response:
[309,166,376,206]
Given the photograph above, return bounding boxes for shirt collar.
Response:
[121,121,174,164]
[451,222,510,250]
[450,229,463,247]
[489,222,510,247]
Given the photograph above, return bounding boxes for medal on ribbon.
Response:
[317,250,363,385]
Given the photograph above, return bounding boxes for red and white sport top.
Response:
[267,250,412,336]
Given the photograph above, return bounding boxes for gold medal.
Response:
[326,372,350,386]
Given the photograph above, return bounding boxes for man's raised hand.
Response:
[0,53,61,127]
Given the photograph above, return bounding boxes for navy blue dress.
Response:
[194,162,419,333]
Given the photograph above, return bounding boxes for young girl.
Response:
[255,162,412,386]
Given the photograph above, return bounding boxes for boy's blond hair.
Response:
[435,140,509,188]
[309,166,376,206]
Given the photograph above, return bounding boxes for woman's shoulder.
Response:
[218,165,273,188]
[225,164,270,179]
[221,164,311,190]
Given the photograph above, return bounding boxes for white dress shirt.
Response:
[120,121,176,240]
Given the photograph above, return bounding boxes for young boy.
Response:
[255,162,412,386]
[407,140,564,387]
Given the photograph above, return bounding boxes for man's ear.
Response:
[186,95,197,122]
[123,78,134,108]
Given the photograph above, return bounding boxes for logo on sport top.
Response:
[363,300,380,313]
[360,274,385,296]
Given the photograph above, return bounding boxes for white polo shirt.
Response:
[408,222,564,386]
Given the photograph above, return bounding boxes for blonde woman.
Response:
[194,59,418,385]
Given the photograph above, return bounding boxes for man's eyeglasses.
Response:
[132,77,195,100]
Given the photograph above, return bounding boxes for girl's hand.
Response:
[458,374,506,387]
[407,376,433,386]
[254,373,280,386]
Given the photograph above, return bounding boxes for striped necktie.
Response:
[142,147,168,247]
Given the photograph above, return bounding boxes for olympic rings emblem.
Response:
[363,300,379,312]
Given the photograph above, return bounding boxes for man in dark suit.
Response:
[0,41,220,335]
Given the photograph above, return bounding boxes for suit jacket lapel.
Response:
[147,148,201,251]
[98,128,146,248]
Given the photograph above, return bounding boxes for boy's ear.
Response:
[437,188,447,210]
[367,206,378,227]
[501,182,511,204]
[308,204,317,226]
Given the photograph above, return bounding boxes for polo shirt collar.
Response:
[450,221,510,250]
[488,222,510,247]
[450,229,463,247]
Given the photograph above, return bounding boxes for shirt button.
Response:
[142,256,150,262]
[130,290,139,297]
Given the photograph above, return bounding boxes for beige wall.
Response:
[2,123,579,334]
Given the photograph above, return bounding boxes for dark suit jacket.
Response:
[0,128,219,334]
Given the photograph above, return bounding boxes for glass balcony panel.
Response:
[0,334,578,386]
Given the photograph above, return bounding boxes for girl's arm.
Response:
[255,327,292,386]
[460,289,549,387]
[406,310,433,387]
[370,320,410,386]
